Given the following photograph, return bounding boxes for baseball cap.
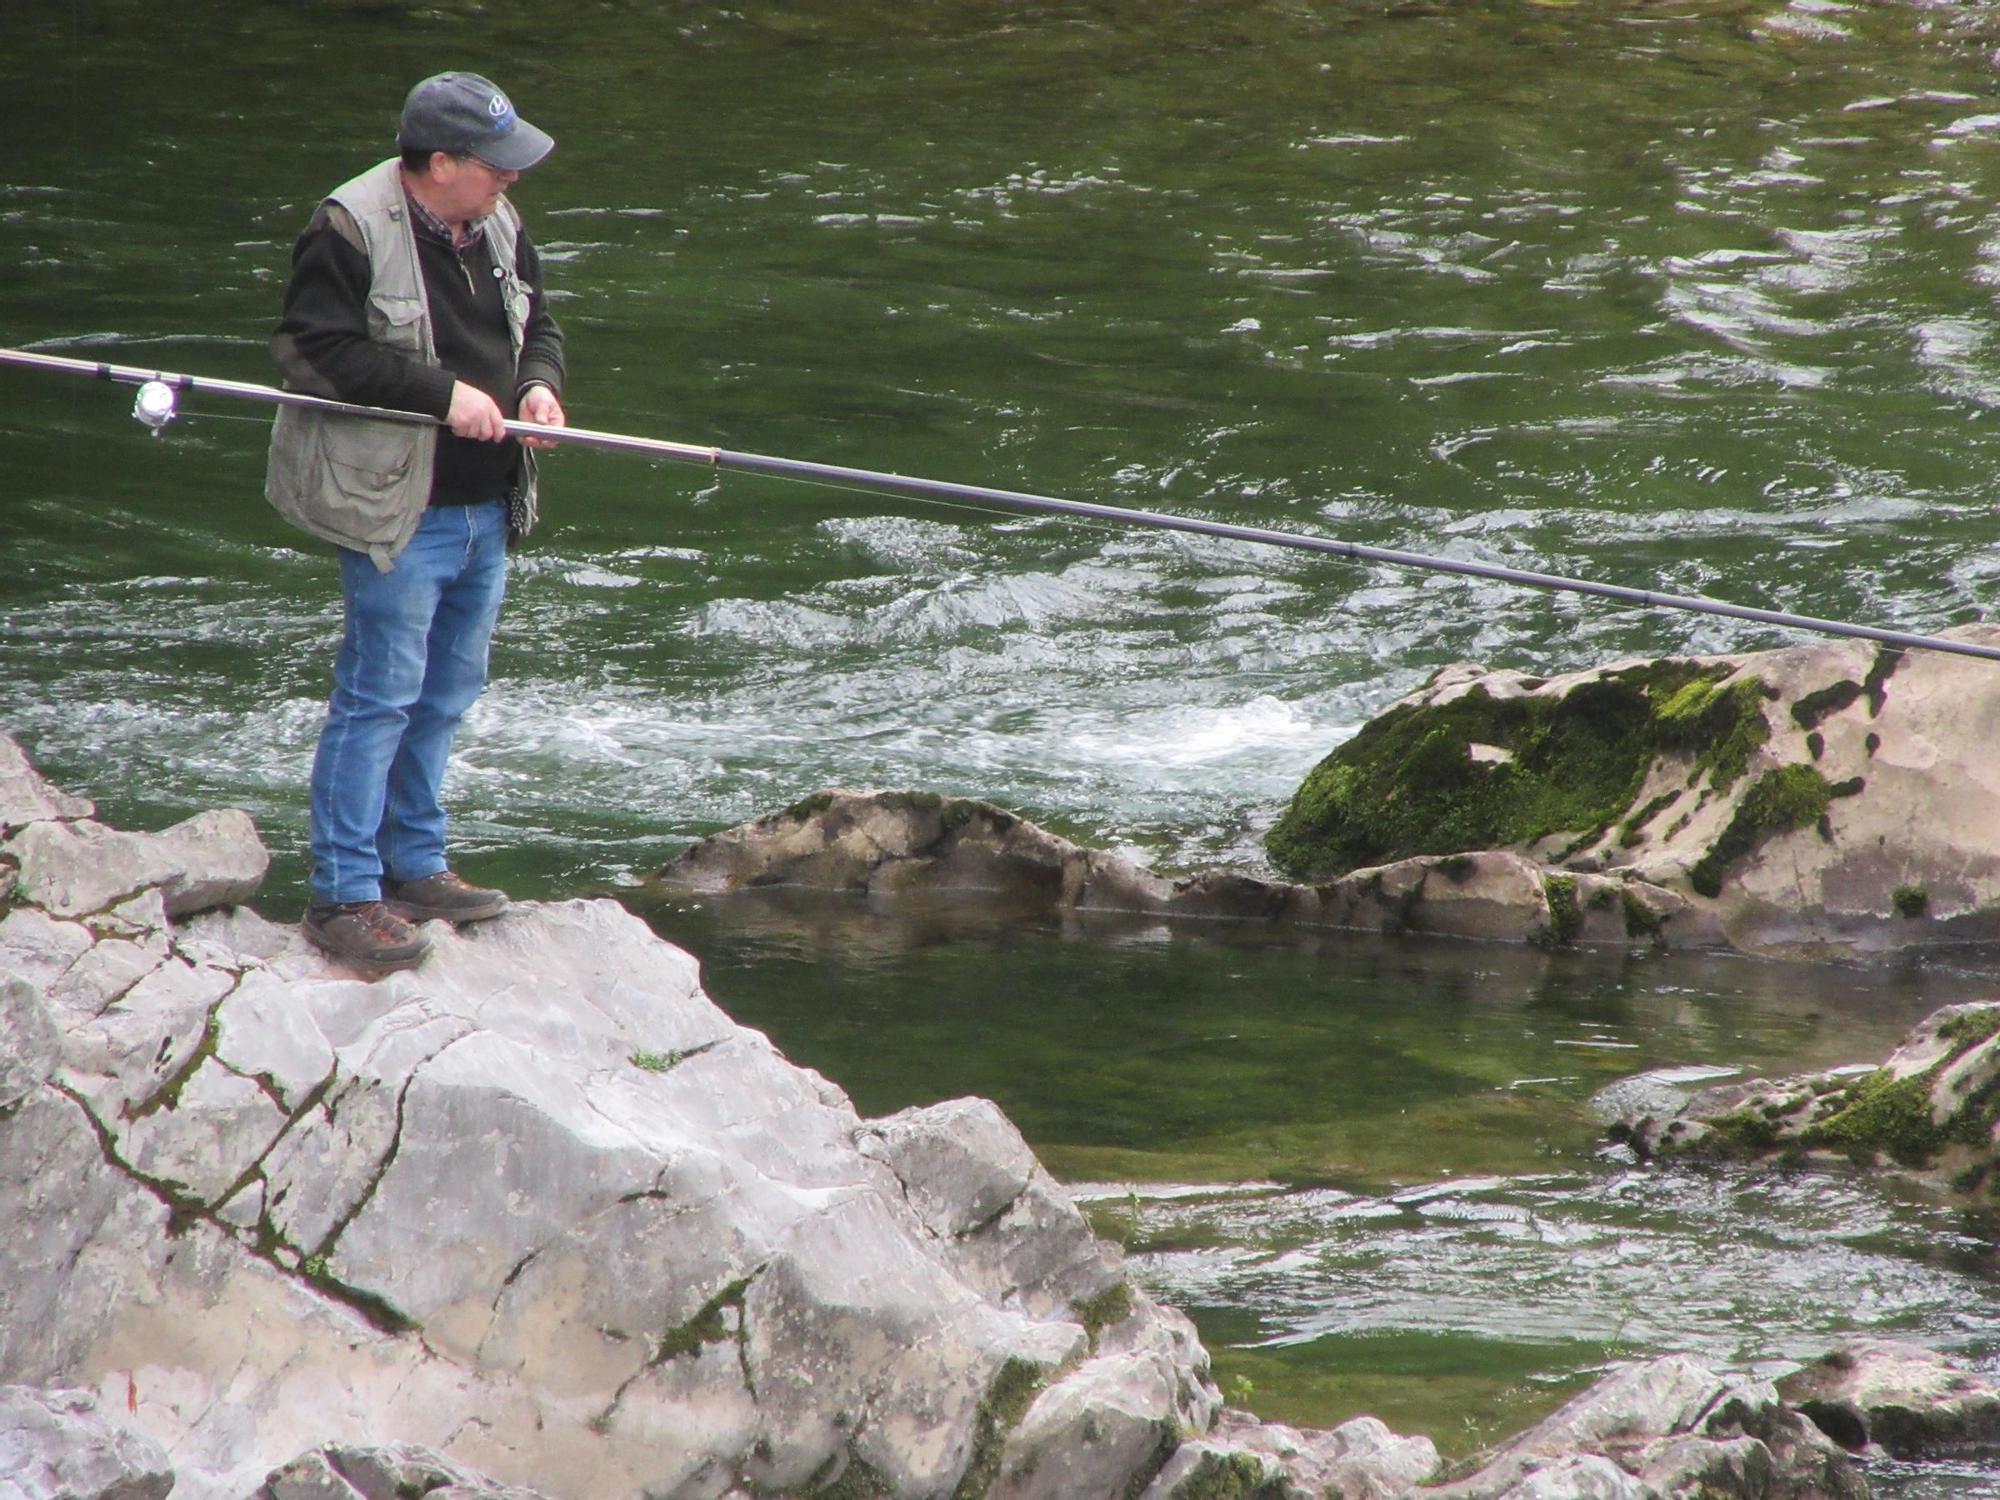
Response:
[398,72,554,172]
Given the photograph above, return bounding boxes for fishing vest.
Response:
[265,157,539,571]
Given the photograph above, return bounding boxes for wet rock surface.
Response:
[643,790,1700,954]
[1599,1002,2000,1195]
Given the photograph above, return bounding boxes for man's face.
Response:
[428,152,520,222]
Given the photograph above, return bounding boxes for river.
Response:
[8,0,2000,1486]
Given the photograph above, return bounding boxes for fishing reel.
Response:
[131,379,179,438]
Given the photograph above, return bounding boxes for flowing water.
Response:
[13,0,2000,1482]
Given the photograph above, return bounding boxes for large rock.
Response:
[1265,631,2000,959]
[0,729,1440,1500]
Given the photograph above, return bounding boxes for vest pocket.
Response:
[367,293,427,355]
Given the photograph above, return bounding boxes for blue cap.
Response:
[398,72,553,172]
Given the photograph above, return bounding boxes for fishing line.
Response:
[6,343,2000,666]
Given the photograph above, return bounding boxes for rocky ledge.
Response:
[1596,1001,2000,1198]
[652,631,2000,961]
[3,726,1996,1500]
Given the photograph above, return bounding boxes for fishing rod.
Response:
[8,343,2000,666]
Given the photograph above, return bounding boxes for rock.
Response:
[9,734,1459,1500]
[0,969,60,1110]
[0,1384,173,1500]
[1136,1410,1439,1499]
[251,1442,552,1500]
[6,807,268,918]
[0,734,94,834]
[1601,1002,2000,1193]
[644,791,1698,953]
[1265,632,2000,959]
[1779,1339,2000,1458]
[1424,1355,1863,1499]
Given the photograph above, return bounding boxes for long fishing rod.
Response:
[8,343,2000,666]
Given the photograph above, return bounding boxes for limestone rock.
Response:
[1779,1339,2000,1458]
[0,1384,173,1500]
[0,969,60,1110]
[0,734,94,834]
[1425,1355,1862,1498]
[251,1442,553,1500]
[6,808,268,919]
[644,791,1698,953]
[1600,1002,2000,1193]
[1266,631,2000,959]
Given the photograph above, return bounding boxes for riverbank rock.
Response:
[1598,1001,2000,1195]
[1266,630,2000,959]
[1777,1340,2000,1459]
[0,729,1440,1500]
[643,790,1710,952]
[1426,1355,1863,1499]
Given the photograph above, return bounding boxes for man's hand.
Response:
[447,380,508,442]
[517,382,567,451]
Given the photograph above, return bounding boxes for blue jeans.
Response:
[308,500,509,905]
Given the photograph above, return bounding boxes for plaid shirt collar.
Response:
[405,186,486,251]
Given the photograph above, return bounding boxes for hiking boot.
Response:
[302,900,432,971]
[383,870,510,926]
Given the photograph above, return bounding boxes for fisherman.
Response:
[267,71,566,970]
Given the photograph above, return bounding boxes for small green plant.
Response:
[631,1049,685,1073]
[302,1253,329,1279]
[1227,1373,1257,1403]
[1891,885,1928,920]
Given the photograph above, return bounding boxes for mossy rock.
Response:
[1267,661,1756,881]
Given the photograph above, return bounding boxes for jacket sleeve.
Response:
[512,226,566,402]
[271,204,457,419]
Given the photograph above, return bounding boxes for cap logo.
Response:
[487,92,516,131]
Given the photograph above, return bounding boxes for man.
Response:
[267,71,566,971]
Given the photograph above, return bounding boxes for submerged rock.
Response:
[1265,632,2000,959]
[1598,1002,2000,1195]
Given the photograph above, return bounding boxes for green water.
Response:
[14,0,2000,1480]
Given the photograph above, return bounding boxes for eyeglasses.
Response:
[455,154,518,179]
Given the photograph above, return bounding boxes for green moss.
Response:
[951,1358,1047,1500]
[1619,789,1680,847]
[1159,1450,1287,1500]
[657,1276,752,1362]
[1791,681,1864,732]
[1266,661,1747,880]
[1073,1282,1135,1351]
[1891,886,1929,920]
[630,1049,685,1073]
[1687,766,1857,899]
[804,1453,895,1500]
[1620,888,1664,943]
[784,792,836,821]
[1537,875,1581,948]
[1799,1009,2000,1169]
[1800,1070,1943,1167]
[1865,647,1905,717]
[1805,732,1824,762]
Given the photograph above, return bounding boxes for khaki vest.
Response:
[265,158,540,571]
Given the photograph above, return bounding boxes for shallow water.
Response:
[13,0,2000,1477]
